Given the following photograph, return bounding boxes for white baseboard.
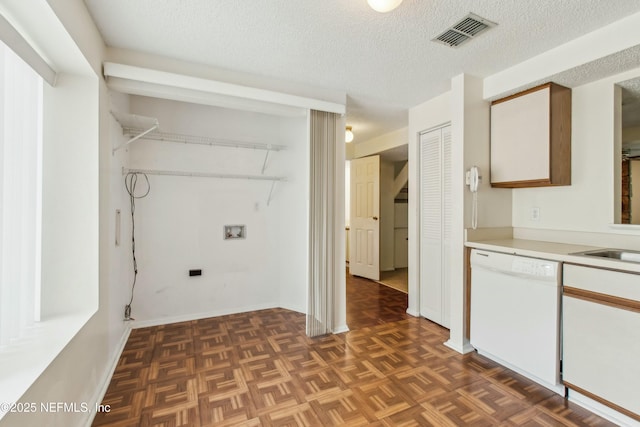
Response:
[405,308,420,317]
[333,324,349,334]
[474,348,565,396]
[83,324,132,427]
[444,339,475,355]
[568,389,640,427]
[279,303,306,316]
[130,303,280,329]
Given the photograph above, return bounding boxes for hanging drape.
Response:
[307,110,339,337]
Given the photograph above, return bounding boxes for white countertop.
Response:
[466,238,640,273]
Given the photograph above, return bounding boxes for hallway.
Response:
[346,271,410,330]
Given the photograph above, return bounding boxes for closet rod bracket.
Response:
[261,146,272,174]
[267,180,277,206]
[113,123,159,154]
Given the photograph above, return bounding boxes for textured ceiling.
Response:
[619,76,640,128]
[84,0,640,143]
[619,76,640,103]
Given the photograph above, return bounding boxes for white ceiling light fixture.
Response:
[345,126,354,143]
[367,0,403,13]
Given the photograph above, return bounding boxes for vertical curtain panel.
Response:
[307,110,338,337]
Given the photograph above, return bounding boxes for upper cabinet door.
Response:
[490,83,571,188]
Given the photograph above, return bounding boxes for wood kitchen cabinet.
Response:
[490,82,571,188]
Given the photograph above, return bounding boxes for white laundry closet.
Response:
[115,95,310,325]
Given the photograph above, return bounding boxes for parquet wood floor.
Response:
[94,277,614,426]
[346,271,410,331]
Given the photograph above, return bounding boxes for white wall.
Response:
[108,91,133,350]
[460,79,512,230]
[40,72,99,317]
[448,74,513,354]
[512,66,640,233]
[126,96,308,325]
[276,113,310,315]
[350,127,408,160]
[333,113,348,333]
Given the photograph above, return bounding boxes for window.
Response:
[0,40,43,348]
[0,7,100,414]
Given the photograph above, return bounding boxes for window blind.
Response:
[307,110,338,337]
[0,40,42,347]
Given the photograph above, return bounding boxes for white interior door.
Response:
[349,155,380,281]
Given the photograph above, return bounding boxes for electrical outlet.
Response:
[531,207,540,221]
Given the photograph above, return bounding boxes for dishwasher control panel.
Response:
[511,257,556,277]
[471,249,559,281]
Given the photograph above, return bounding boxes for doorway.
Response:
[345,149,409,330]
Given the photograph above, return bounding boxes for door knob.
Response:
[372,216,378,220]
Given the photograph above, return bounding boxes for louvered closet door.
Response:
[419,125,451,328]
[441,127,451,328]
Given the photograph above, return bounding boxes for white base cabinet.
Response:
[562,264,640,422]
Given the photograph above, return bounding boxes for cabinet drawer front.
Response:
[563,264,640,301]
[562,295,640,418]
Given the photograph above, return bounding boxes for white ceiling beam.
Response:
[104,62,346,115]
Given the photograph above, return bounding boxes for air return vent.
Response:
[433,13,497,48]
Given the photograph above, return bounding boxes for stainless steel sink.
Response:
[570,249,640,263]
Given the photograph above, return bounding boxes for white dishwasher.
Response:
[470,249,564,394]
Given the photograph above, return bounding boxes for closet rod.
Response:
[123,167,287,182]
[123,128,286,151]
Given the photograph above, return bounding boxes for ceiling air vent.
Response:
[433,13,497,48]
